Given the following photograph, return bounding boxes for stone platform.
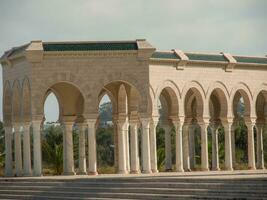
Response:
[0,170,267,199]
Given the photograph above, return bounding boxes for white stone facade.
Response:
[1,39,266,176]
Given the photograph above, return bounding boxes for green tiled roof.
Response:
[185,53,228,62]
[43,42,138,51]
[151,52,180,59]
[233,56,267,64]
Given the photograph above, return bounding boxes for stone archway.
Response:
[230,84,255,170]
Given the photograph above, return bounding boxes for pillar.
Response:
[174,120,184,172]
[32,120,42,176]
[87,119,98,175]
[77,123,87,175]
[150,117,158,173]
[183,123,190,171]
[141,118,151,173]
[125,121,130,172]
[4,126,13,176]
[246,121,256,170]
[211,124,220,171]
[256,124,265,169]
[117,120,127,174]
[63,121,75,175]
[200,121,209,171]
[231,124,236,168]
[189,124,196,169]
[14,124,22,176]
[129,120,140,173]
[23,123,32,176]
[164,124,172,171]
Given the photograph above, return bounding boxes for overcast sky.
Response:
[0,0,267,122]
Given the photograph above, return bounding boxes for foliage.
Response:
[42,125,63,175]
[96,126,114,169]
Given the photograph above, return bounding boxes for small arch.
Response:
[230,83,253,118]
[3,81,12,126]
[22,77,31,123]
[181,81,206,117]
[12,80,22,123]
[154,80,181,117]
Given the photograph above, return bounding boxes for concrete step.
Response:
[0,189,265,200]
[0,172,266,200]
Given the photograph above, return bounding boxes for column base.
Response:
[62,171,76,175]
[201,168,209,171]
[248,166,256,170]
[130,170,140,174]
[151,169,158,173]
[77,171,87,175]
[88,171,98,175]
[212,167,221,171]
[176,168,184,172]
[225,167,233,171]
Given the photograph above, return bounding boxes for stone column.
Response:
[32,120,42,176]
[211,125,220,171]
[77,123,87,175]
[14,124,22,176]
[182,123,190,171]
[23,123,32,176]
[246,121,256,170]
[129,120,140,173]
[141,118,151,173]
[189,124,196,169]
[87,119,98,175]
[200,121,209,171]
[223,121,233,171]
[4,126,13,177]
[63,121,75,175]
[231,124,236,168]
[117,120,127,174]
[150,117,158,173]
[174,120,184,172]
[125,121,130,172]
[164,124,172,171]
[256,124,265,169]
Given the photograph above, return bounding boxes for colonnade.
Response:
[3,114,266,177]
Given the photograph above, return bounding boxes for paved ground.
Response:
[0,170,266,199]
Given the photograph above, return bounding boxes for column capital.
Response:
[86,118,97,128]
[13,123,21,132]
[140,118,150,128]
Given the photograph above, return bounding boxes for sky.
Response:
[0,0,267,122]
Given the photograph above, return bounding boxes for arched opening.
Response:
[157,87,178,172]
[184,88,204,171]
[208,88,228,170]
[255,90,267,169]
[97,80,141,174]
[96,93,115,174]
[42,91,62,175]
[232,89,251,169]
[41,82,85,175]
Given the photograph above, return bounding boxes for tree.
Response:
[42,125,63,175]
